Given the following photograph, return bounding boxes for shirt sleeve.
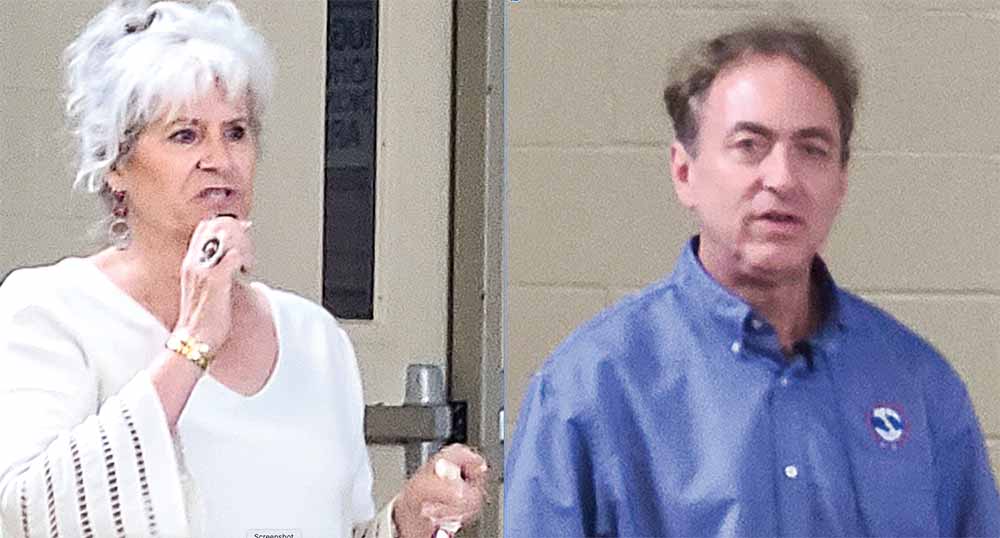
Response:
[331,325,378,528]
[929,361,1000,536]
[350,496,397,538]
[0,281,189,538]
[504,371,597,537]
[328,323,389,538]
[348,453,377,527]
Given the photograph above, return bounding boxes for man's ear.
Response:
[670,141,696,209]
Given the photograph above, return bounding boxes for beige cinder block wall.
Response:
[0,1,107,270]
[507,0,1000,482]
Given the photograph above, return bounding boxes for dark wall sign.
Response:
[323,0,378,319]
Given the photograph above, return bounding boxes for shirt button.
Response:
[784,465,799,479]
[751,318,764,330]
[779,376,790,387]
[730,341,742,354]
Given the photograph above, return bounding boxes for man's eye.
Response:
[169,129,197,144]
[734,138,765,155]
[802,144,830,158]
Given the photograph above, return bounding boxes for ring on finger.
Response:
[199,237,223,266]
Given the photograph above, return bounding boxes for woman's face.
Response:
[110,85,257,243]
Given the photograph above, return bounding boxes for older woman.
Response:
[0,1,485,537]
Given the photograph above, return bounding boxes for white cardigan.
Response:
[0,257,396,538]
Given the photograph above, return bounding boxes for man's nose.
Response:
[760,145,797,194]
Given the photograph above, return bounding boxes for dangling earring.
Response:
[109,189,131,250]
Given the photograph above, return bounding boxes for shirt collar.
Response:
[669,236,848,345]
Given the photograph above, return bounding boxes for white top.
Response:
[0,257,394,538]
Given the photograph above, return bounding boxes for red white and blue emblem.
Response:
[870,404,908,450]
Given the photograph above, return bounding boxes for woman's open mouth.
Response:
[197,187,237,202]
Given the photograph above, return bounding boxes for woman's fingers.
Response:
[217,247,246,279]
[416,445,489,522]
[187,219,253,272]
[419,500,481,526]
[174,216,255,349]
[394,442,491,537]
[437,444,489,485]
[417,481,484,530]
[204,214,253,272]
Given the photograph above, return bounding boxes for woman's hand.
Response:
[174,215,254,349]
[393,444,489,538]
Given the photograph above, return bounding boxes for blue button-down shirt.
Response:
[505,237,1000,537]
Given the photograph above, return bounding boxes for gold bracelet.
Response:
[165,328,215,371]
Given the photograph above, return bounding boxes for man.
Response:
[504,19,1000,537]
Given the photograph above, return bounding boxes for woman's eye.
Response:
[226,126,246,141]
[169,129,197,144]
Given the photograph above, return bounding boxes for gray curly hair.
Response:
[65,0,273,205]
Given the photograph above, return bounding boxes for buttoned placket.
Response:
[738,312,824,535]
[681,238,862,535]
[768,346,815,534]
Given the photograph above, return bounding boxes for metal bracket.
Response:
[365,401,467,445]
[364,364,467,475]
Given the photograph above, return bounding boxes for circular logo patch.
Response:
[870,404,907,449]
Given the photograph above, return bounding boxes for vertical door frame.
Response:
[449,0,506,537]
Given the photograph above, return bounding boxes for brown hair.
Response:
[663,19,860,164]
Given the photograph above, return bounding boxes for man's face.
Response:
[671,54,847,282]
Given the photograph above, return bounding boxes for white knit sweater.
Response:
[0,257,396,538]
